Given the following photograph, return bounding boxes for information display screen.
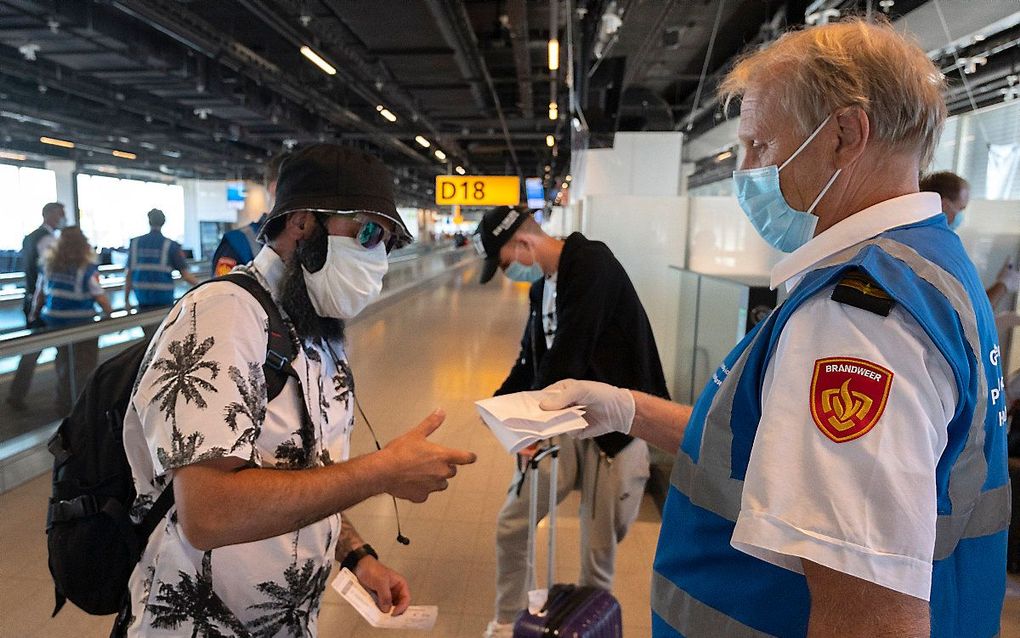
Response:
[525,177,545,209]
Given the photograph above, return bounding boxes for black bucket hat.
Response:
[474,206,529,284]
[257,144,412,246]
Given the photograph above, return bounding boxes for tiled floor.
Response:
[0,263,1017,637]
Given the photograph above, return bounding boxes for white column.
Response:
[44,160,77,223]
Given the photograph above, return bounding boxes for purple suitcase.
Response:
[513,446,624,637]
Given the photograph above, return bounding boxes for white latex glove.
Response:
[996,261,1019,294]
[538,379,635,439]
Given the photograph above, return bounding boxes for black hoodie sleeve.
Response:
[494,317,535,396]
[495,281,544,396]
[534,244,624,389]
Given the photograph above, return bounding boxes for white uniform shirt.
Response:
[730,192,957,600]
[123,246,356,636]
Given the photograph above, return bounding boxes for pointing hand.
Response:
[382,409,477,502]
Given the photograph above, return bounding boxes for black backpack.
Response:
[46,273,299,616]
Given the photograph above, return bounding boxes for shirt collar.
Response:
[771,192,941,291]
[252,245,286,297]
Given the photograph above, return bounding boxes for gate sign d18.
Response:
[435,175,520,206]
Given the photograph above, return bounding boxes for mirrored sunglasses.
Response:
[353,215,399,254]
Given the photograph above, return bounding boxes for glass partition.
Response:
[76,173,186,250]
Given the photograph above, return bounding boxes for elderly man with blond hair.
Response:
[541,18,1008,638]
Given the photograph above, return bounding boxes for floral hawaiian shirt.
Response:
[122,246,356,637]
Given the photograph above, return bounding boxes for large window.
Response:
[0,164,58,251]
[929,100,1020,200]
[76,174,186,249]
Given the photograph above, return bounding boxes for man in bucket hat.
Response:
[119,144,475,636]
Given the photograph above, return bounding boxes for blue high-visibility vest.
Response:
[41,264,100,327]
[230,223,261,263]
[129,231,180,308]
[652,215,1008,638]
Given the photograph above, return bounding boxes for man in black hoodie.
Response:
[476,207,670,636]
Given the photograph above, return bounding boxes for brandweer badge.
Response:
[810,357,893,443]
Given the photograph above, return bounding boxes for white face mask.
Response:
[303,236,388,319]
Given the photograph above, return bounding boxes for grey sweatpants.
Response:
[493,435,650,622]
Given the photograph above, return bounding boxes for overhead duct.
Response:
[507,0,535,119]
[424,0,522,176]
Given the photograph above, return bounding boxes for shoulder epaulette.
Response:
[830,269,895,317]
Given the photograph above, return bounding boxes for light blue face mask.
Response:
[504,260,544,282]
[948,212,964,231]
[732,114,842,253]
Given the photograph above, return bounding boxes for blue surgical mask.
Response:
[732,114,842,253]
[948,212,964,231]
[504,261,544,282]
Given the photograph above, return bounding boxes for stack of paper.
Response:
[475,391,587,454]
[332,568,438,630]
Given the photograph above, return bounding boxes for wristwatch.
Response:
[340,544,378,572]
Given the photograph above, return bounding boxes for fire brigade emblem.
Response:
[810,357,893,443]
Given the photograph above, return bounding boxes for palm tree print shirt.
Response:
[122,247,356,637]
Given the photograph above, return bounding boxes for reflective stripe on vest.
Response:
[652,572,771,637]
[129,235,176,291]
[43,266,96,319]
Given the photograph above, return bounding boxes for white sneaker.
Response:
[483,619,515,638]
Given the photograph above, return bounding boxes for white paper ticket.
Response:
[331,568,438,630]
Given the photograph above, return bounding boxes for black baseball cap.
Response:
[257,144,412,246]
[474,206,529,284]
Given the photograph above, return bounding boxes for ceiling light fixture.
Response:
[112,150,137,159]
[548,102,558,121]
[546,134,555,147]
[548,39,560,71]
[40,136,74,148]
[415,135,431,148]
[0,150,27,161]
[434,149,447,161]
[300,45,337,76]
[962,56,988,74]
[376,105,398,122]
[455,166,466,175]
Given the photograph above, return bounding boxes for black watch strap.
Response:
[340,543,378,572]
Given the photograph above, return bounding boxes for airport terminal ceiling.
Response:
[1,0,1017,206]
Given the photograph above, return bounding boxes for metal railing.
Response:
[0,261,208,303]
[0,307,166,359]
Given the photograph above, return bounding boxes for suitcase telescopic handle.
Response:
[527,443,560,594]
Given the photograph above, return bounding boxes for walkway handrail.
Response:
[0,259,208,287]
[0,244,471,359]
[0,308,166,359]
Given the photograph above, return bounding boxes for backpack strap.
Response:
[218,272,297,403]
[137,483,176,542]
